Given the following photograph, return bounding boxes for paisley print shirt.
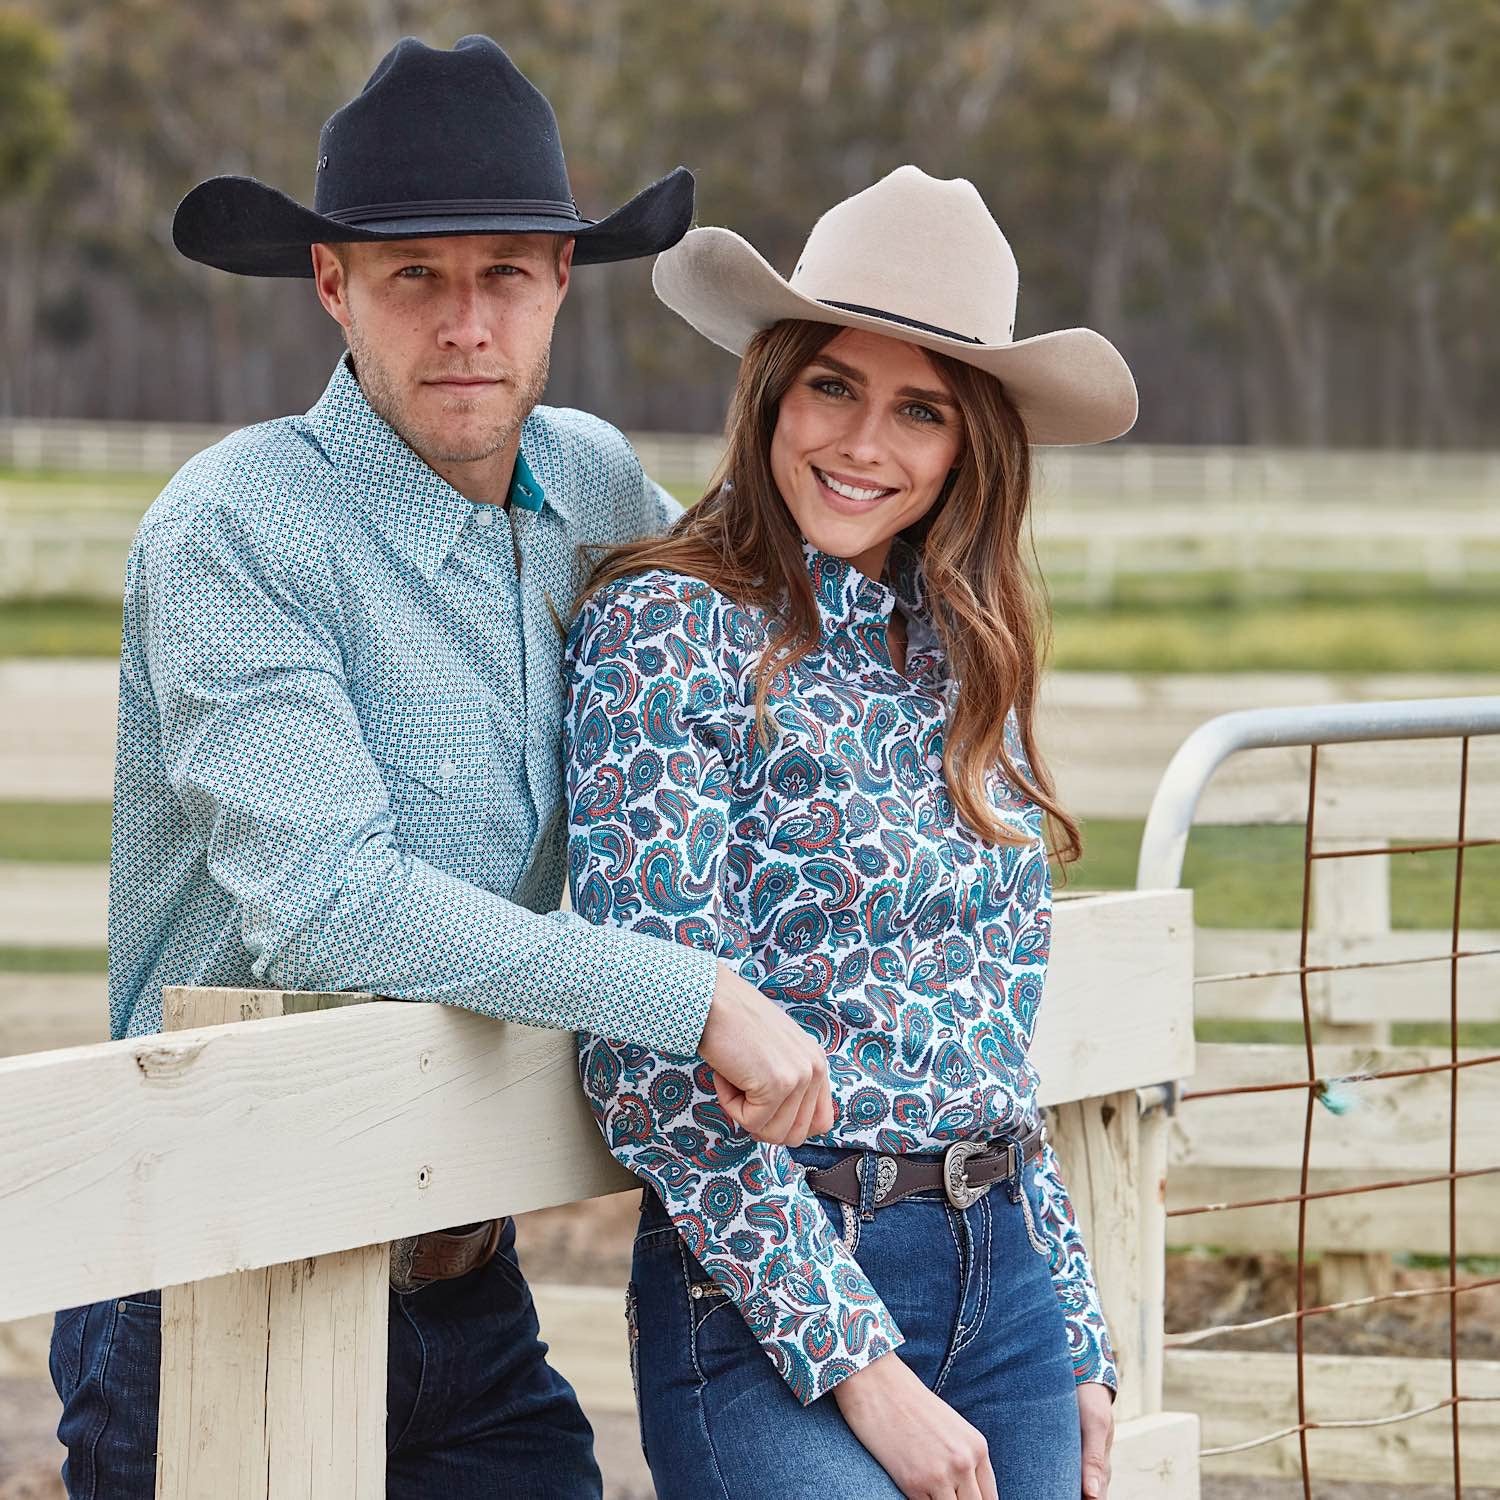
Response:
[564,541,1116,1405]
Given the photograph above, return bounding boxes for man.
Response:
[50,35,833,1500]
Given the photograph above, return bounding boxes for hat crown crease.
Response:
[789,168,1019,348]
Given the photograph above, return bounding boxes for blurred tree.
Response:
[0,10,66,198]
[0,0,1494,444]
[0,9,69,410]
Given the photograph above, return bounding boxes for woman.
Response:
[562,167,1136,1500]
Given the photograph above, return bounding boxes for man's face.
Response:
[312,234,574,474]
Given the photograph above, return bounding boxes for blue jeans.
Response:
[48,1218,600,1499]
[629,1145,1083,1499]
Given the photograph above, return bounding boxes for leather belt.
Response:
[805,1125,1047,1214]
[389,1218,504,1293]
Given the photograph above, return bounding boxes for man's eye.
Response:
[488,265,522,276]
[395,266,429,278]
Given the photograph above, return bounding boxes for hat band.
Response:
[818,299,983,345]
[321,196,583,227]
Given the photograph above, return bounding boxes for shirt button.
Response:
[927,753,943,773]
[474,508,496,527]
[437,759,458,783]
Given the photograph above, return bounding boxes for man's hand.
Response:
[833,1351,997,1500]
[1079,1381,1114,1498]
[698,964,834,1146]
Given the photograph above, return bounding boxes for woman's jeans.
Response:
[48,1218,600,1500]
[629,1145,1083,1499]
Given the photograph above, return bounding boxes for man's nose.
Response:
[437,287,492,352]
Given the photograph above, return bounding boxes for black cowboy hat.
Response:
[173,34,694,277]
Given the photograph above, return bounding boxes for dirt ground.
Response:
[1163,1247,1500,1362]
[3,1204,1494,1498]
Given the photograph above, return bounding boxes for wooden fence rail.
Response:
[0,889,1199,1498]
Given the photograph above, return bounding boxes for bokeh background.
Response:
[3,0,1499,442]
[1,3,1497,1497]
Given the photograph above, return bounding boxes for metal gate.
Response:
[1137,697,1500,1495]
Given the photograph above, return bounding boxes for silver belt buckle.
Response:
[943,1140,999,1210]
[389,1235,420,1293]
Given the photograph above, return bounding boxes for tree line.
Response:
[2,0,1496,448]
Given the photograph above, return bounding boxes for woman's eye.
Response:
[904,402,942,424]
[811,377,849,398]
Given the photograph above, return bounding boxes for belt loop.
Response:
[1000,1140,1019,1205]
[856,1153,881,1222]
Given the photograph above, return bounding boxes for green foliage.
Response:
[1060,819,1500,932]
[0,10,68,199]
[1050,595,1500,674]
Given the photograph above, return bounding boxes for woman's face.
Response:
[770,327,964,580]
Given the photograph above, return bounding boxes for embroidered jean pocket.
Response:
[625,1280,647,1462]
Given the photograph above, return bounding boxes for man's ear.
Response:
[311,243,353,334]
[554,237,576,306]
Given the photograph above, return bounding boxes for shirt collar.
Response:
[303,357,559,579]
[800,537,930,631]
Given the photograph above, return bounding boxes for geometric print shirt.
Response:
[108,355,717,1054]
[565,541,1116,1404]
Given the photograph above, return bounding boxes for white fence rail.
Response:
[4,418,1499,502]
[4,428,1499,600]
[6,504,1500,604]
[0,890,1199,1497]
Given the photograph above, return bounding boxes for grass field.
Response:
[3,586,1497,669]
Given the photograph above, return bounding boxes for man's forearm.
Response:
[257,836,718,1053]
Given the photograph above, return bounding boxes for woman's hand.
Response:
[699,964,835,1146]
[1078,1381,1114,1498]
[832,1352,997,1500]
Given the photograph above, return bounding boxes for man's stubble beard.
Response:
[344,314,551,469]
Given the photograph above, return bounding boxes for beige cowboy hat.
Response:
[652,165,1137,446]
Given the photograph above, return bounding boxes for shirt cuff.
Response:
[1061,1294,1118,1391]
[721,1224,905,1406]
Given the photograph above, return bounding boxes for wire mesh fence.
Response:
[1139,700,1500,1495]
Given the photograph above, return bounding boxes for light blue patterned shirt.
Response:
[108,355,718,1052]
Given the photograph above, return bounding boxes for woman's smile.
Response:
[811,465,900,510]
[771,328,963,579]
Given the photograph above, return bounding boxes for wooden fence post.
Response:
[1309,838,1397,1305]
[155,988,387,1500]
[1047,1089,1147,1420]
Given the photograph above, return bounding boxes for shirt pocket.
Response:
[360,695,502,863]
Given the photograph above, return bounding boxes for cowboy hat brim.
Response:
[173,166,696,277]
[653,226,1138,446]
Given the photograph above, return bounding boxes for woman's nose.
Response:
[836,407,887,468]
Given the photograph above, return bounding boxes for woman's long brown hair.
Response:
[579,318,1082,867]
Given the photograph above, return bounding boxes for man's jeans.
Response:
[629,1145,1084,1499]
[48,1218,601,1499]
